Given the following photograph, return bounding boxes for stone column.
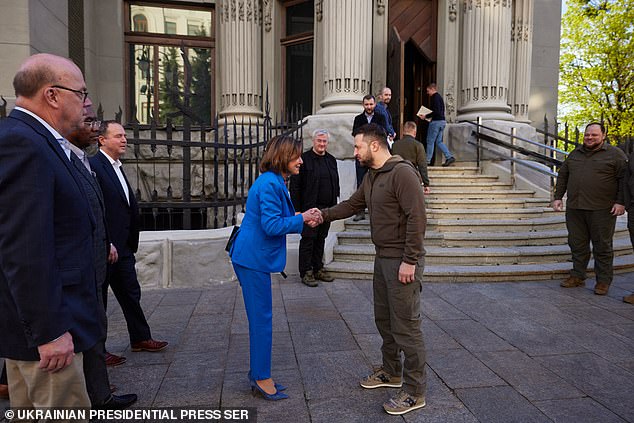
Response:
[457,0,514,121]
[316,0,374,114]
[218,0,262,119]
[509,0,533,122]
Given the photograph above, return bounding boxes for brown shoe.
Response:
[0,383,8,400]
[105,352,127,367]
[623,294,634,304]
[131,339,168,352]
[594,283,610,296]
[560,276,585,288]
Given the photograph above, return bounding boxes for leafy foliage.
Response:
[559,0,634,139]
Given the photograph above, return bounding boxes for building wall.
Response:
[529,0,562,126]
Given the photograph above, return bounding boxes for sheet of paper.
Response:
[417,105,432,117]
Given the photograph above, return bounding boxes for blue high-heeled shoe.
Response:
[247,372,288,400]
[247,371,287,391]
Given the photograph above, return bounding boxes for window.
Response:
[125,2,214,125]
[281,1,314,118]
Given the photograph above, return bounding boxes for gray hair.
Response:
[312,128,330,139]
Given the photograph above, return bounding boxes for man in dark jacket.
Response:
[391,121,430,194]
[352,94,387,220]
[290,129,340,287]
[553,122,627,296]
[321,123,427,416]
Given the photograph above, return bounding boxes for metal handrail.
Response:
[467,140,558,178]
[466,120,569,157]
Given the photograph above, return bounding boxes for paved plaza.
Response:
[1,273,633,422]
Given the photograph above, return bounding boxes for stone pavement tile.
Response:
[307,388,391,423]
[221,368,310,423]
[224,333,298,374]
[403,371,478,423]
[471,282,536,301]
[560,304,633,327]
[147,304,197,327]
[158,289,203,306]
[605,323,634,342]
[340,311,378,335]
[456,386,551,423]
[555,322,634,362]
[107,363,169,407]
[353,333,383,365]
[534,398,627,423]
[193,287,237,315]
[231,305,290,334]
[290,320,357,354]
[138,290,165,314]
[426,349,505,389]
[422,319,462,351]
[535,352,634,422]
[422,296,470,321]
[434,319,515,352]
[279,278,331,301]
[285,296,340,322]
[516,284,591,307]
[153,368,223,407]
[169,350,228,376]
[352,279,374,301]
[297,350,370,400]
[484,317,587,356]
[324,281,373,313]
[500,298,586,330]
[474,350,583,401]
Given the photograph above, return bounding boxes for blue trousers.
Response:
[426,120,451,164]
[232,263,273,380]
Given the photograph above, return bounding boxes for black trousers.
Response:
[298,221,331,277]
[355,160,368,188]
[104,253,152,344]
[628,210,634,250]
[84,275,111,406]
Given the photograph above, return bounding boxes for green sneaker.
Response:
[314,269,335,282]
[383,389,426,415]
[301,270,318,287]
[360,368,402,389]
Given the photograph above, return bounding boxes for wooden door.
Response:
[386,26,405,138]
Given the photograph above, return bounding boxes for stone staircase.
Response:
[324,166,634,282]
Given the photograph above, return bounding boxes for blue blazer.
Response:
[230,171,304,273]
[0,109,101,360]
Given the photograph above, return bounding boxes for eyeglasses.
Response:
[51,85,89,102]
[83,120,102,129]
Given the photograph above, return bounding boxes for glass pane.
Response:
[129,44,156,124]
[286,41,313,117]
[286,2,313,36]
[157,46,185,126]
[189,47,212,125]
[130,4,212,36]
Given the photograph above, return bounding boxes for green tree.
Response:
[190,26,212,125]
[559,0,634,140]
[159,46,183,125]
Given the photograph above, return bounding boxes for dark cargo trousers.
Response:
[373,256,427,396]
[566,208,617,284]
[298,221,331,277]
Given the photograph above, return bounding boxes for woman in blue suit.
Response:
[229,135,322,400]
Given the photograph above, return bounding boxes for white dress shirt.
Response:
[100,150,130,205]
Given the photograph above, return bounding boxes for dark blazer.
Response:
[290,149,340,211]
[0,109,101,360]
[89,151,140,256]
[352,112,387,136]
[391,135,430,186]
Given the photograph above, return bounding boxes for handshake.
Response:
[302,208,324,228]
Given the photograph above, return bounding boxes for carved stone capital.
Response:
[377,0,386,15]
[449,0,458,21]
[263,0,272,31]
[316,0,323,21]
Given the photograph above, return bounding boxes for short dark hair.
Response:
[260,134,303,174]
[355,123,388,149]
[585,121,606,135]
[99,120,120,136]
[13,62,56,98]
[426,83,437,90]
[362,94,375,102]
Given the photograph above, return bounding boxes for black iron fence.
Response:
[537,116,633,153]
[0,93,306,231]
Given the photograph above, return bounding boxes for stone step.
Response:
[430,174,500,183]
[324,254,634,283]
[427,207,559,219]
[344,215,569,232]
[431,181,514,191]
[427,166,480,175]
[337,223,630,248]
[426,189,536,199]
[425,197,551,209]
[332,237,633,265]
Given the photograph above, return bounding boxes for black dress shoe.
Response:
[95,393,138,409]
